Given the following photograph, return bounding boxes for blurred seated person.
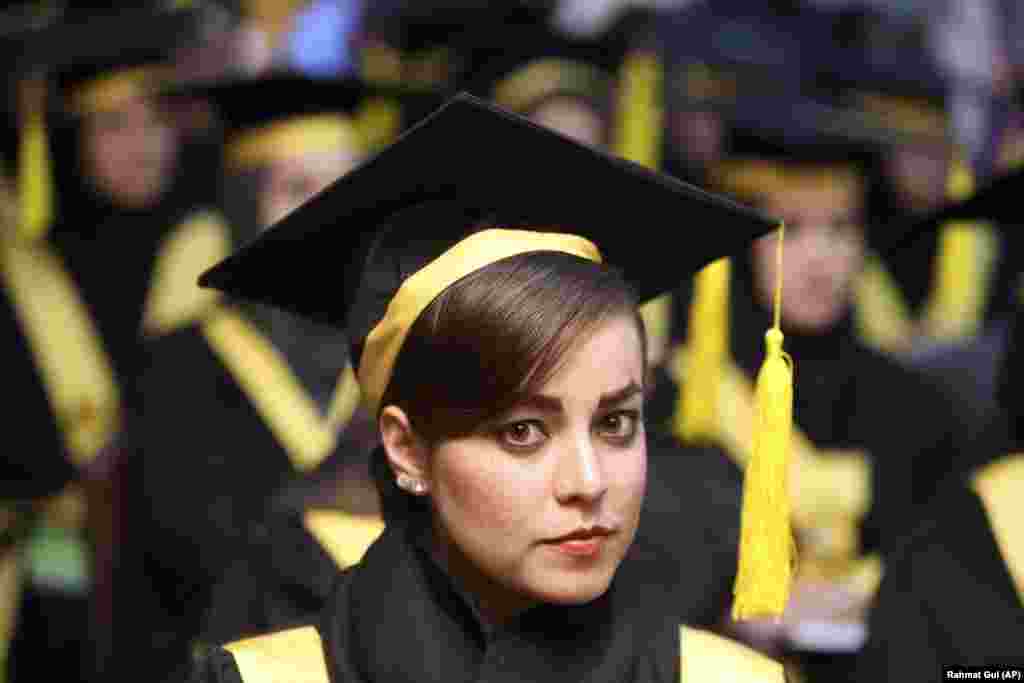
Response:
[114,73,433,682]
[671,106,978,681]
[856,297,1024,676]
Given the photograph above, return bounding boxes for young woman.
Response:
[186,93,787,682]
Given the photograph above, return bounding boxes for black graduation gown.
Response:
[0,287,77,499]
[190,519,697,683]
[198,451,382,647]
[855,475,1024,677]
[115,310,352,681]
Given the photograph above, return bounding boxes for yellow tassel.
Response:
[924,151,990,342]
[358,42,404,154]
[355,98,401,153]
[18,77,54,242]
[732,222,796,621]
[612,48,662,169]
[675,258,730,442]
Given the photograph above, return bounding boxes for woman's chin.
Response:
[523,566,616,606]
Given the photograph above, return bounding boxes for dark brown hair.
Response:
[373,248,646,524]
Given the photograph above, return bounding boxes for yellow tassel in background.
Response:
[732,222,797,621]
[18,77,54,242]
[676,258,730,442]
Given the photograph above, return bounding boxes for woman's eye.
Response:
[498,421,547,449]
[597,410,639,441]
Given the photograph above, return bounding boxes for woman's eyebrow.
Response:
[512,380,643,414]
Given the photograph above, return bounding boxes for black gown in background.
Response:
[3,112,213,682]
[724,264,980,557]
[854,469,1024,677]
[115,305,353,682]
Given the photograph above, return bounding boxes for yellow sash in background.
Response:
[302,510,384,570]
[0,241,120,467]
[201,307,361,473]
[972,453,1024,604]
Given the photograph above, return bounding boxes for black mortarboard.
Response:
[816,51,952,148]
[170,72,444,169]
[463,24,617,117]
[711,90,883,206]
[47,6,208,116]
[199,92,777,409]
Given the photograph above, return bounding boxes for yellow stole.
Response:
[0,240,121,467]
[971,454,1024,604]
[302,510,384,570]
[224,625,783,683]
[0,549,23,674]
[141,210,231,339]
[200,307,361,473]
[669,345,882,593]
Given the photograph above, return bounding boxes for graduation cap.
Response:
[47,7,208,117]
[199,92,798,619]
[817,52,953,148]
[168,73,426,171]
[467,27,615,118]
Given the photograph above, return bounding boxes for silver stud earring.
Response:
[396,473,413,490]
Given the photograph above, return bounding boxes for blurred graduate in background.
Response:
[668,90,980,681]
[855,164,1024,678]
[0,5,220,681]
[114,70,440,681]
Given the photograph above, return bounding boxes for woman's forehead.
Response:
[533,315,645,399]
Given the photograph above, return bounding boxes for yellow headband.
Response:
[226,114,362,170]
[492,59,605,114]
[359,228,603,413]
[69,66,163,116]
[714,158,862,201]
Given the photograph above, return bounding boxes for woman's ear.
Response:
[379,405,431,494]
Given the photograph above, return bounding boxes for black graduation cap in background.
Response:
[199,92,777,351]
[168,72,446,168]
[37,6,207,91]
[172,73,383,136]
[461,22,619,116]
[720,88,886,186]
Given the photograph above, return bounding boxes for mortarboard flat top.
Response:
[199,93,778,409]
[463,24,618,116]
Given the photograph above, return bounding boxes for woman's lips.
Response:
[552,536,607,557]
[543,527,616,558]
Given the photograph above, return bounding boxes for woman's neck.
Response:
[428,519,538,630]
